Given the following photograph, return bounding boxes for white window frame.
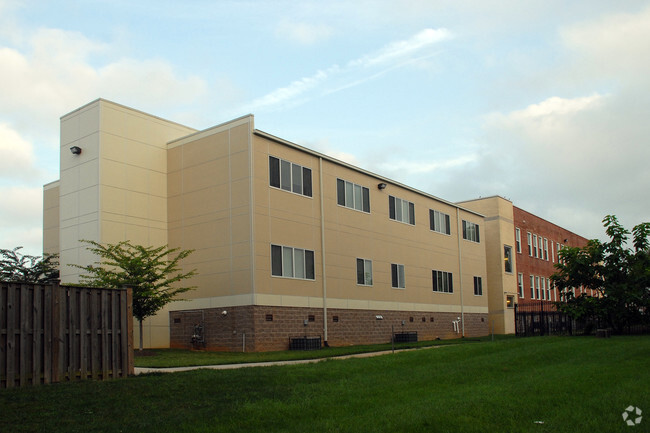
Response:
[337,178,370,213]
[356,258,373,286]
[544,238,549,261]
[389,195,415,225]
[518,273,524,298]
[391,263,406,289]
[527,232,533,256]
[269,156,312,197]
[430,209,451,235]
[541,278,546,300]
[432,270,453,293]
[530,275,535,299]
[515,228,521,253]
[473,276,483,296]
[462,220,480,243]
[504,245,513,273]
[271,244,315,280]
[533,234,538,258]
[536,276,541,299]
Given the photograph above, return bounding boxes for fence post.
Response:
[51,282,60,383]
[126,287,134,375]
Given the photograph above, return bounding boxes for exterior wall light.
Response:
[375,315,384,320]
[378,183,387,190]
[70,146,82,155]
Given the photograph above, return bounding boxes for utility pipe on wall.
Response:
[456,208,465,337]
[319,157,328,344]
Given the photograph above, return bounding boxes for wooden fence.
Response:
[0,282,133,388]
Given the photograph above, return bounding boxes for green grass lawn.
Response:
[2,336,649,433]
[133,335,491,368]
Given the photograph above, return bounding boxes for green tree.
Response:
[551,215,650,333]
[73,240,196,351]
[0,246,59,283]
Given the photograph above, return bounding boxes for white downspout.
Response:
[319,157,328,343]
[456,208,465,337]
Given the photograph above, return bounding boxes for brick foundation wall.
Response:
[170,306,489,352]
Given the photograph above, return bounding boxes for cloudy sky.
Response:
[1,0,649,256]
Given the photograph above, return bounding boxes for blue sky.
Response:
[1,0,649,256]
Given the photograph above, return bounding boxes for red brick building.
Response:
[513,206,590,306]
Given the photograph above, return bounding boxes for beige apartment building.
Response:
[44,99,490,351]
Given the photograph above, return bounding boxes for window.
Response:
[544,238,549,260]
[551,241,555,263]
[462,220,480,243]
[506,295,515,309]
[535,276,540,299]
[337,179,370,213]
[391,264,405,288]
[473,276,483,296]
[539,236,544,260]
[515,228,521,253]
[429,209,451,235]
[432,270,453,293]
[547,278,552,300]
[527,232,533,256]
[504,245,513,273]
[389,196,415,225]
[271,245,315,279]
[533,234,538,258]
[269,156,312,197]
[530,275,535,299]
[541,278,546,300]
[518,273,524,298]
[356,258,373,286]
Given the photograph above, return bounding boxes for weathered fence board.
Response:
[0,282,133,388]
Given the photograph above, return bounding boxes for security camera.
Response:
[221,310,228,316]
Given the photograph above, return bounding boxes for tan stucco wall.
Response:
[43,182,60,256]
[459,196,517,334]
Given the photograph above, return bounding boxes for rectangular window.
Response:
[530,275,535,299]
[432,270,453,293]
[551,241,555,263]
[473,276,483,296]
[337,179,370,213]
[527,232,533,256]
[535,276,540,299]
[356,258,373,286]
[539,236,544,260]
[544,238,549,261]
[533,234,538,258]
[515,228,521,253]
[518,273,524,298]
[271,244,315,280]
[547,278,551,300]
[391,264,405,289]
[389,196,415,225]
[504,245,513,273]
[462,220,480,243]
[541,277,546,300]
[269,156,312,197]
[429,209,451,235]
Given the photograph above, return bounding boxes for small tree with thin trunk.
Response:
[73,240,196,351]
[0,246,59,283]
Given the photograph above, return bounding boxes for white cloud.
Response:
[561,5,650,82]
[0,185,43,255]
[245,28,451,112]
[350,28,451,68]
[0,123,37,178]
[378,154,477,175]
[275,20,334,45]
